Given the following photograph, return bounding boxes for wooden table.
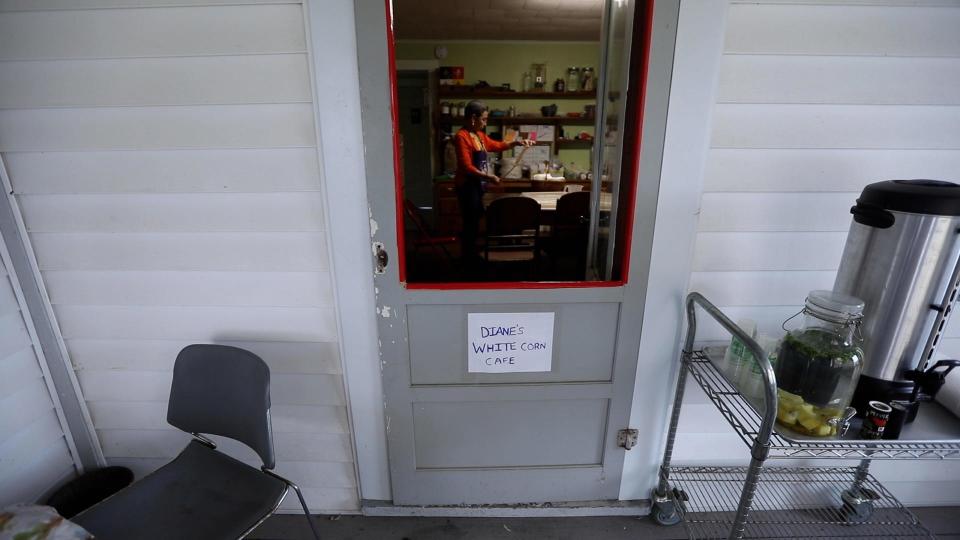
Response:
[483,191,613,212]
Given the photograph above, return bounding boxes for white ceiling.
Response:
[393,0,603,41]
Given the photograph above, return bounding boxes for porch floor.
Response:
[251,506,960,539]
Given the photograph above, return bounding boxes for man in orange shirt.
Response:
[455,100,534,263]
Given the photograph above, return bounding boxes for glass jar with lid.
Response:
[531,63,547,90]
[566,67,580,92]
[774,290,864,437]
[580,67,595,92]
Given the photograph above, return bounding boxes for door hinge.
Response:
[617,429,638,450]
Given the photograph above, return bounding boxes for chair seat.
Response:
[73,440,288,540]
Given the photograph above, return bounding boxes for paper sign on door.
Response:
[467,312,555,373]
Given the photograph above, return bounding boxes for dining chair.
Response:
[483,196,542,279]
[403,198,458,271]
[546,191,591,279]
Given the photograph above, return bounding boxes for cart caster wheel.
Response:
[650,487,685,526]
[652,508,682,526]
[841,488,876,523]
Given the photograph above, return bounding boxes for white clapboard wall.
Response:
[0,1,358,512]
[0,233,77,507]
[679,1,960,506]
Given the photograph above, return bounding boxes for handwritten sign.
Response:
[467,312,555,373]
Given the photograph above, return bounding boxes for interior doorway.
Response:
[397,70,433,208]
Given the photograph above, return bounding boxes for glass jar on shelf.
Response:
[567,67,580,92]
[531,63,547,90]
[580,67,595,92]
[774,290,864,437]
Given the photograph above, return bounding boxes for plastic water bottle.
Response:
[739,335,779,406]
[723,319,757,383]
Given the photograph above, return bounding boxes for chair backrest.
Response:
[166,344,276,469]
[555,191,590,227]
[486,196,541,236]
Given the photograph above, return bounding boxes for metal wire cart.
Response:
[651,293,960,539]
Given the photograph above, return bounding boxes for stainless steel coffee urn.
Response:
[834,180,960,418]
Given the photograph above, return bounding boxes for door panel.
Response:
[408,302,620,385]
[413,399,608,468]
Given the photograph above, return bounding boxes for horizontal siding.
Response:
[67,339,341,373]
[703,149,960,193]
[0,2,357,512]
[5,149,322,194]
[54,305,337,341]
[699,193,855,232]
[688,0,960,506]
[0,347,44,398]
[732,0,960,5]
[0,55,311,109]
[88,401,350,434]
[688,271,835,307]
[18,193,325,233]
[725,4,960,57]
[0,0,295,10]
[695,304,960,343]
[0,412,69,480]
[97,430,353,466]
[0,5,306,60]
[718,56,960,105]
[30,233,329,271]
[44,271,333,307]
[0,380,56,441]
[693,232,846,271]
[0,442,75,506]
[0,310,31,360]
[0,104,317,151]
[77,371,345,405]
[0,253,76,506]
[712,104,960,150]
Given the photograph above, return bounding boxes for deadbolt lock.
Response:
[373,242,388,274]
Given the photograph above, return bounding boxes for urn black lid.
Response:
[857,179,960,216]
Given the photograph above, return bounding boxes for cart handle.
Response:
[686,292,778,452]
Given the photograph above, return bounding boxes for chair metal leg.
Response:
[262,469,322,540]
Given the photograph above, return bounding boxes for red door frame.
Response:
[384,0,656,290]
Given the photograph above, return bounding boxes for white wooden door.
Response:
[354,0,679,505]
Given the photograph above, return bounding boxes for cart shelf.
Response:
[686,348,960,460]
[651,293,960,538]
[669,465,933,539]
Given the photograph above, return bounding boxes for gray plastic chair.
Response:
[73,344,321,540]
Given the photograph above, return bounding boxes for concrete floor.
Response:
[251,507,960,540]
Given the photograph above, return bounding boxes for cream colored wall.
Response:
[0,1,358,513]
[679,0,960,506]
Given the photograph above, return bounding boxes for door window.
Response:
[388,0,651,286]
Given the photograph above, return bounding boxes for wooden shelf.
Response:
[555,139,594,150]
[440,116,596,126]
[438,87,596,100]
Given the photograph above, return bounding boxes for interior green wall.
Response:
[397,40,601,167]
[396,41,601,92]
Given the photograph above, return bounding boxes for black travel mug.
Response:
[882,400,910,440]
